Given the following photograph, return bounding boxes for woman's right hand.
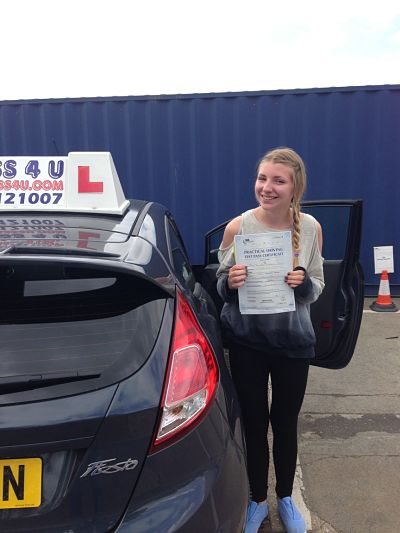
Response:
[228,264,247,290]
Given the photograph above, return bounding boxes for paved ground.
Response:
[257,298,400,532]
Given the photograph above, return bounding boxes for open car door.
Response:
[201,200,364,369]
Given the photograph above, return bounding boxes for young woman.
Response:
[216,147,324,533]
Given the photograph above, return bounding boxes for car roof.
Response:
[0,200,176,295]
[0,199,148,248]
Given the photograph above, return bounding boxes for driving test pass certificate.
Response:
[234,231,295,314]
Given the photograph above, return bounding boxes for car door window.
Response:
[301,205,350,260]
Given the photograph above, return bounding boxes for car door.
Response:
[200,200,364,369]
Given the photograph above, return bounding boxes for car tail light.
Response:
[151,289,219,451]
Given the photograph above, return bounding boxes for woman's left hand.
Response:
[285,270,305,288]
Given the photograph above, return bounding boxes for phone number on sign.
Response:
[0,192,63,205]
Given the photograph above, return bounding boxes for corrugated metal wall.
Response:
[1,85,399,295]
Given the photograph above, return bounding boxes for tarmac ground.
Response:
[257,297,400,532]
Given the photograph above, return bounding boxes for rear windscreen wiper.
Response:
[0,246,119,258]
[0,370,101,394]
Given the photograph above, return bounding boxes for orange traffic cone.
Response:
[370,270,398,312]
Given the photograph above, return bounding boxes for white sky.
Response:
[3,0,400,101]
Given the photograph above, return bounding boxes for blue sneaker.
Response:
[277,497,306,533]
[244,500,268,533]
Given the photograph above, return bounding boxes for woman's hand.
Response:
[285,269,305,288]
[228,264,247,289]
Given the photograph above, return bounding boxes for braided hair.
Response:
[256,147,307,268]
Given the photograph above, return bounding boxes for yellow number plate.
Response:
[0,458,42,509]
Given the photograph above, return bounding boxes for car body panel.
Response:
[116,385,248,533]
[0,386,116,448]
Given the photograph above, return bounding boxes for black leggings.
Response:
[229,343,310,501]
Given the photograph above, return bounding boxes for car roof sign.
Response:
[0,152,130,215]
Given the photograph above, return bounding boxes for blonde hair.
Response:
[256,147,307,268]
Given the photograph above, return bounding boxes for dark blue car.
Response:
[0,153,249,532]
[0,201,250,532]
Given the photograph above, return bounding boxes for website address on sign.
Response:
[0,180,64,192]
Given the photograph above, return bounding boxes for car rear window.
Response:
[0,263,168,396]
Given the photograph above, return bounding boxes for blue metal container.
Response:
[1,85,399,295]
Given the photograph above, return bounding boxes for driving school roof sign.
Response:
[0,152,130,215]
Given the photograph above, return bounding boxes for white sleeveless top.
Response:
[216,209,325,358]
